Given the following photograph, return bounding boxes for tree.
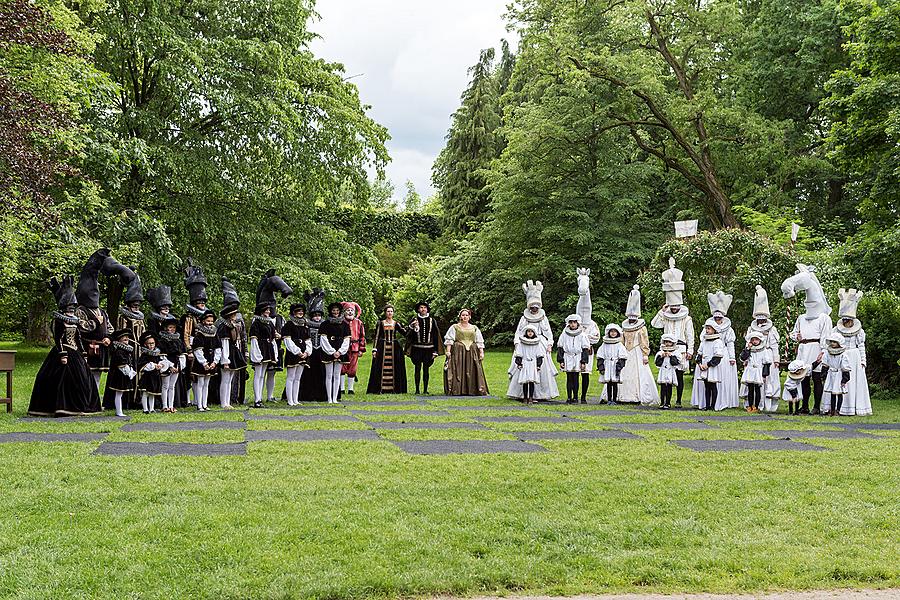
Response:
[432,47,502,234]
[402,180,421,212]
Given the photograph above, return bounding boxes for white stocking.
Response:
[266,370,276,400]
[325,362,342,403]
[219,370,234,408]
[285,367,298,405]
[113,390,124,417]
[340,374,347,392]
[253,365,267,404]
[347,376,355,392]
[141,392,149,412]
[200,377,211,410]
[92,372,101,391]
[293,366,304,404]
[167,373,179,410]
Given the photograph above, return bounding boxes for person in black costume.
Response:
[115,268,144,408]
[103,328,137,417]
[28,276,102,417]
[137,331,166,413]
[181,259,209,406]
[282,303,311,406]
[299,289,328,402]
[249,303,278,408]
[407,301,443,395]
[190,309,220,411]
[256,269,293,402]
[75,250,116,391]
[319,301,351,403]
[157,316,187,412]
[217,277,248,409]
[367,304,408,394]
[146,285,175,336]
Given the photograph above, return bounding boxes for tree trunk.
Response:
[25,293,52,346]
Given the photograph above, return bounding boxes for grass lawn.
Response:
[0,341,898,599]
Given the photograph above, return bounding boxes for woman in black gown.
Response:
[367,305,408,394]
[29,276,102,417]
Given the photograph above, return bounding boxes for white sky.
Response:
[309,1,514,204]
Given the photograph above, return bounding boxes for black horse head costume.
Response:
[221,276,241,318]
[183,258,208,305]
[75,248,137,309]
[303,288,326,317]
[50,275,77,310]
[255,269,293,314]
[123,266,143,306]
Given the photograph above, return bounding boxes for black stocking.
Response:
[414,362,422,394]
[580,373,590,403]
[704,381,718,410]
[675,370,685,404]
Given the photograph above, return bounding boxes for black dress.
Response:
[217,321,249,372]
[268,313,286,372]
[28,316,101,416]
[367,320,408,394]
[281,318,310,367]
[299,318,327,402]
[77,307,113,371]
[191,328,220,377]
[102,341,136,409]
[157,330,188,407]
[318,318,351,364]
[249,316,278,364]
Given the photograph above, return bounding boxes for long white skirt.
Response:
[506,351,559,400]
[826,348,871,416]
[714,361,739,410]
[742,369,781,411]
[615,346,659,405]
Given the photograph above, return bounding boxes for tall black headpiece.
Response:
[183,258,208,305]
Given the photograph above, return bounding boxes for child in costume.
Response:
[319,302,351,403]
[655,334,681,410]
[217,277,247,410]
[694,320,725,411]
[739,331,772,413]
[249,303,279,408]
[782,360,809,415]
[822,332,852,416]
[650,258,695,406]
[510,325,544,404]
[190,309,220,411]
[282,303,311,406]
[104,329,137,417]
[137,332,168,414]
[556,314,591,404]
[597,324,629,405]
[157,316,187,413]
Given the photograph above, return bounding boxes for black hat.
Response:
[289,303,306,313]
[200,309,216,321]
[76,248,111,308]
[254,302,274,316]
[221,276,240,318]
[160,315,179,329]
[183,258,208,304]
[256,268,293,312]
[123,269,143,305]
[415,301,430,312]
[50,276,77,310]
[146,286,173,311]
[304,288,326,316]
[327,302,343,315]
[112,328,133,341]
[139,331,156,345]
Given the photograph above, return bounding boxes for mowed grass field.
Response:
[0,340,898,599]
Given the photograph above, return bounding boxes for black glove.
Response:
[615,358,627,376]
[708,356,722,368]
[762,363,771,378]
[515,356,523,367]
[841,371,851,385]
[596,357,605,373]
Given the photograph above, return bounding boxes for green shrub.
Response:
[856,290,900,389]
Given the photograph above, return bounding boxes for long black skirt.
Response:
[299,352,327,402]
[367,344,408,394]
[29,350,101,416]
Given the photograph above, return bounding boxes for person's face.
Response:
[227,313,236,322]
[203,316,214,326]
[128,302,141,311]
[756,318,766,326]
[705,325,715,335]
[525,329,536,339]
[65,305,75,315]
[160,306,170,315]
[165,324,177,334]
[714,315,723,324]
[330,307,340,318]
[751,338,761,347]
[829,340,840,349]
[293,309,304,319]
[311,313,322,322]
[568,320,579,330]
[196,301,207,309]
[628,317,637,323]
[385,307,394,320]
[609,329,619,338]
[529,306,539,314]
[459,311,471,324]
[669,306,680,314]
[145,338,156,350]
[118,335,130,345]
[262,307,272,318]
[418,305,428,316]
[345,307,356,320]
[843,318,854,327]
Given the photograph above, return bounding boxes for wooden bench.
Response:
[0,350,14,413]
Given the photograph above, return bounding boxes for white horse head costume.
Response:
[576,268,601,343]
[781,263,831,320]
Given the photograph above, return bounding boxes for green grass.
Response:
[0,341,898,599]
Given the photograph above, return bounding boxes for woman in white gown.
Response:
[617,285,660,405]
[829,289,872,415]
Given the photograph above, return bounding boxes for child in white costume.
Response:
[821,332,852,416]
[597,324,629,405]
[509,325,545,404]
[650,258,695,406]
[557,314,591,404]
[619,285,659,405]
[743,285,781,411]
[507,280,559,401]
[832,289,872,416]
[655,334,681,409]
[693,320,726,411]
[782,360,808,415]
[707,291,739,410]
[739,331,773,413]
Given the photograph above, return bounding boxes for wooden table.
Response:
[0,350,15,413]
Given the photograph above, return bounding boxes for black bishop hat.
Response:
[146,286,173,311]
[50,276,77,310]
[123,268,144,306]
[221,276,240,318]
[183,258,208,304]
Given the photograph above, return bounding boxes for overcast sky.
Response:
[309,1,514,204]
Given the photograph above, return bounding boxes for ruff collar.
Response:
[563,327,582,337]
[253,315,275,326]
[184,304,206,318]
[159,330,180,342]
[519,335,541,346]
[290,315,308,327]
[120,306,145,321]
[113,341,134,353]
[150,310,172,322]
[621,318,645,332]
[54,311,81,325]
[750,319,773,334]
[522,309,546,323]
[660,306,690,321]
[711,316,731,333]
[836,319,862,336]
[141,346,160,356]
[196,323,216,336]
[827,345,846,356]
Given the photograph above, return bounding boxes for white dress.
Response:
[835,327,872,416]
[715,320,740,410]
[618,321,659,405]
[506,311,559,400]
[597,340,629,384]
[655,351,679,385]
[650,310,695,371]
[821,350,851,409]
[740,347,773,385]
[789,314,832,374]
[557,329,590,372]
[508,339,545,386]
[691,335,726,408]
[742,323,782,409]
[782,377,804,403]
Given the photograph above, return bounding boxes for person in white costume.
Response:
[782,264,833,415]
[507,280,559,401]
[509,325,545,404]
[650,258,695,406]
[739,331,773,413]
[557,314,591,404]
[829,289,872,416]
[693,320,726,411]
[691,290,738,411]
[743,285,781,411]
[618,285,659,405]
[821,332,852,416]
[654,334,681,409]
[782,360,809,415]
[597,324,629,405]
[575,269,602,403]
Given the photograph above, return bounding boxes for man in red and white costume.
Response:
[340,301,367,395]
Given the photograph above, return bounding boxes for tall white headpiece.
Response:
[625,284,641,318]
[753,285,771,319]
[523,280,543,309]
[661,257,685,306]
[707,290,733,316]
